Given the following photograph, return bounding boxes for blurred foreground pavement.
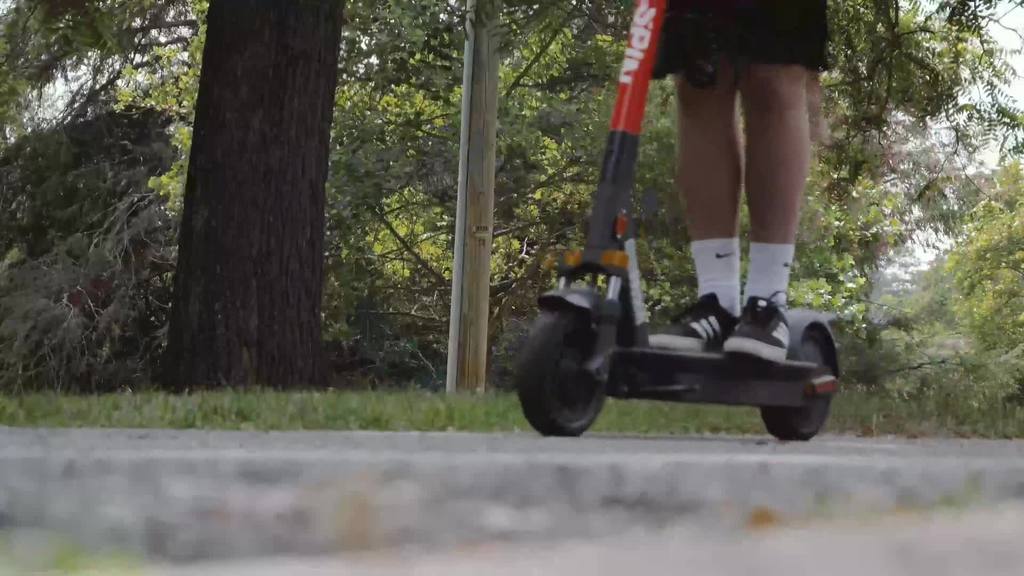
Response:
[3,428,1024,571]
[154,505,1024,576]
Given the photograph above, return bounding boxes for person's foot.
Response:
[723,297,790,362]
[649,293,738,353]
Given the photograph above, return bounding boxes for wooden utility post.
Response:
[446,0,500,394]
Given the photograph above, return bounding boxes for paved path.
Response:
[155,506,1024,576]
[2,428,1024,565]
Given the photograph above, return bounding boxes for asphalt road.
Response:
[3,428,1024,568]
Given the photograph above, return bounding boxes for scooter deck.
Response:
[608,347,836,408]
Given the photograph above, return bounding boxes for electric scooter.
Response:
[515,0,840,441]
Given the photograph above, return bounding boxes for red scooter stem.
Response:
[610,0,666,136]
[586,0,666,251]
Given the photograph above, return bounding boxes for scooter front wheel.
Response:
[516,310,605,437]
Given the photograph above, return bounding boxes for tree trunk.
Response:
[164,0,344,390]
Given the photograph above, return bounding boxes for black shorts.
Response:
[654,0,829,84]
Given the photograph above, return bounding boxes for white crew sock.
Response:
[744,242,796,307]
[690,238,741,317]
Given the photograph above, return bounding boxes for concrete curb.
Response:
[2,429,1024,562]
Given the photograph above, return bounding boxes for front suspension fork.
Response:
[583,276,623,380]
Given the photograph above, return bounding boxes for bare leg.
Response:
[675,63,743,316]
[739,64,810,244]
[676,61,742,240]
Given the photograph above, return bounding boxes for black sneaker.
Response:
[650,293,738,353]
[723,297,790,362]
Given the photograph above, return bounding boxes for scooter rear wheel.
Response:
[760,328,835,441]
[516,310,605,437]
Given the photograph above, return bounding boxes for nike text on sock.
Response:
[744,242,796,307]
[690,238,741,316]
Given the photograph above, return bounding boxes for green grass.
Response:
[0,532,143,576]
[1,388,1023,438]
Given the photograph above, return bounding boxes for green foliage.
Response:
[322,0,638,381]
[950,161,1024,347]
[116,1,207,212]
[0,110,176,391]
[0,0,1021,394]
[838,159,1024,404]
[948,161,1024,394]
[322,0,1024,385]
[0,0,199,136]
[0,0,200,391]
